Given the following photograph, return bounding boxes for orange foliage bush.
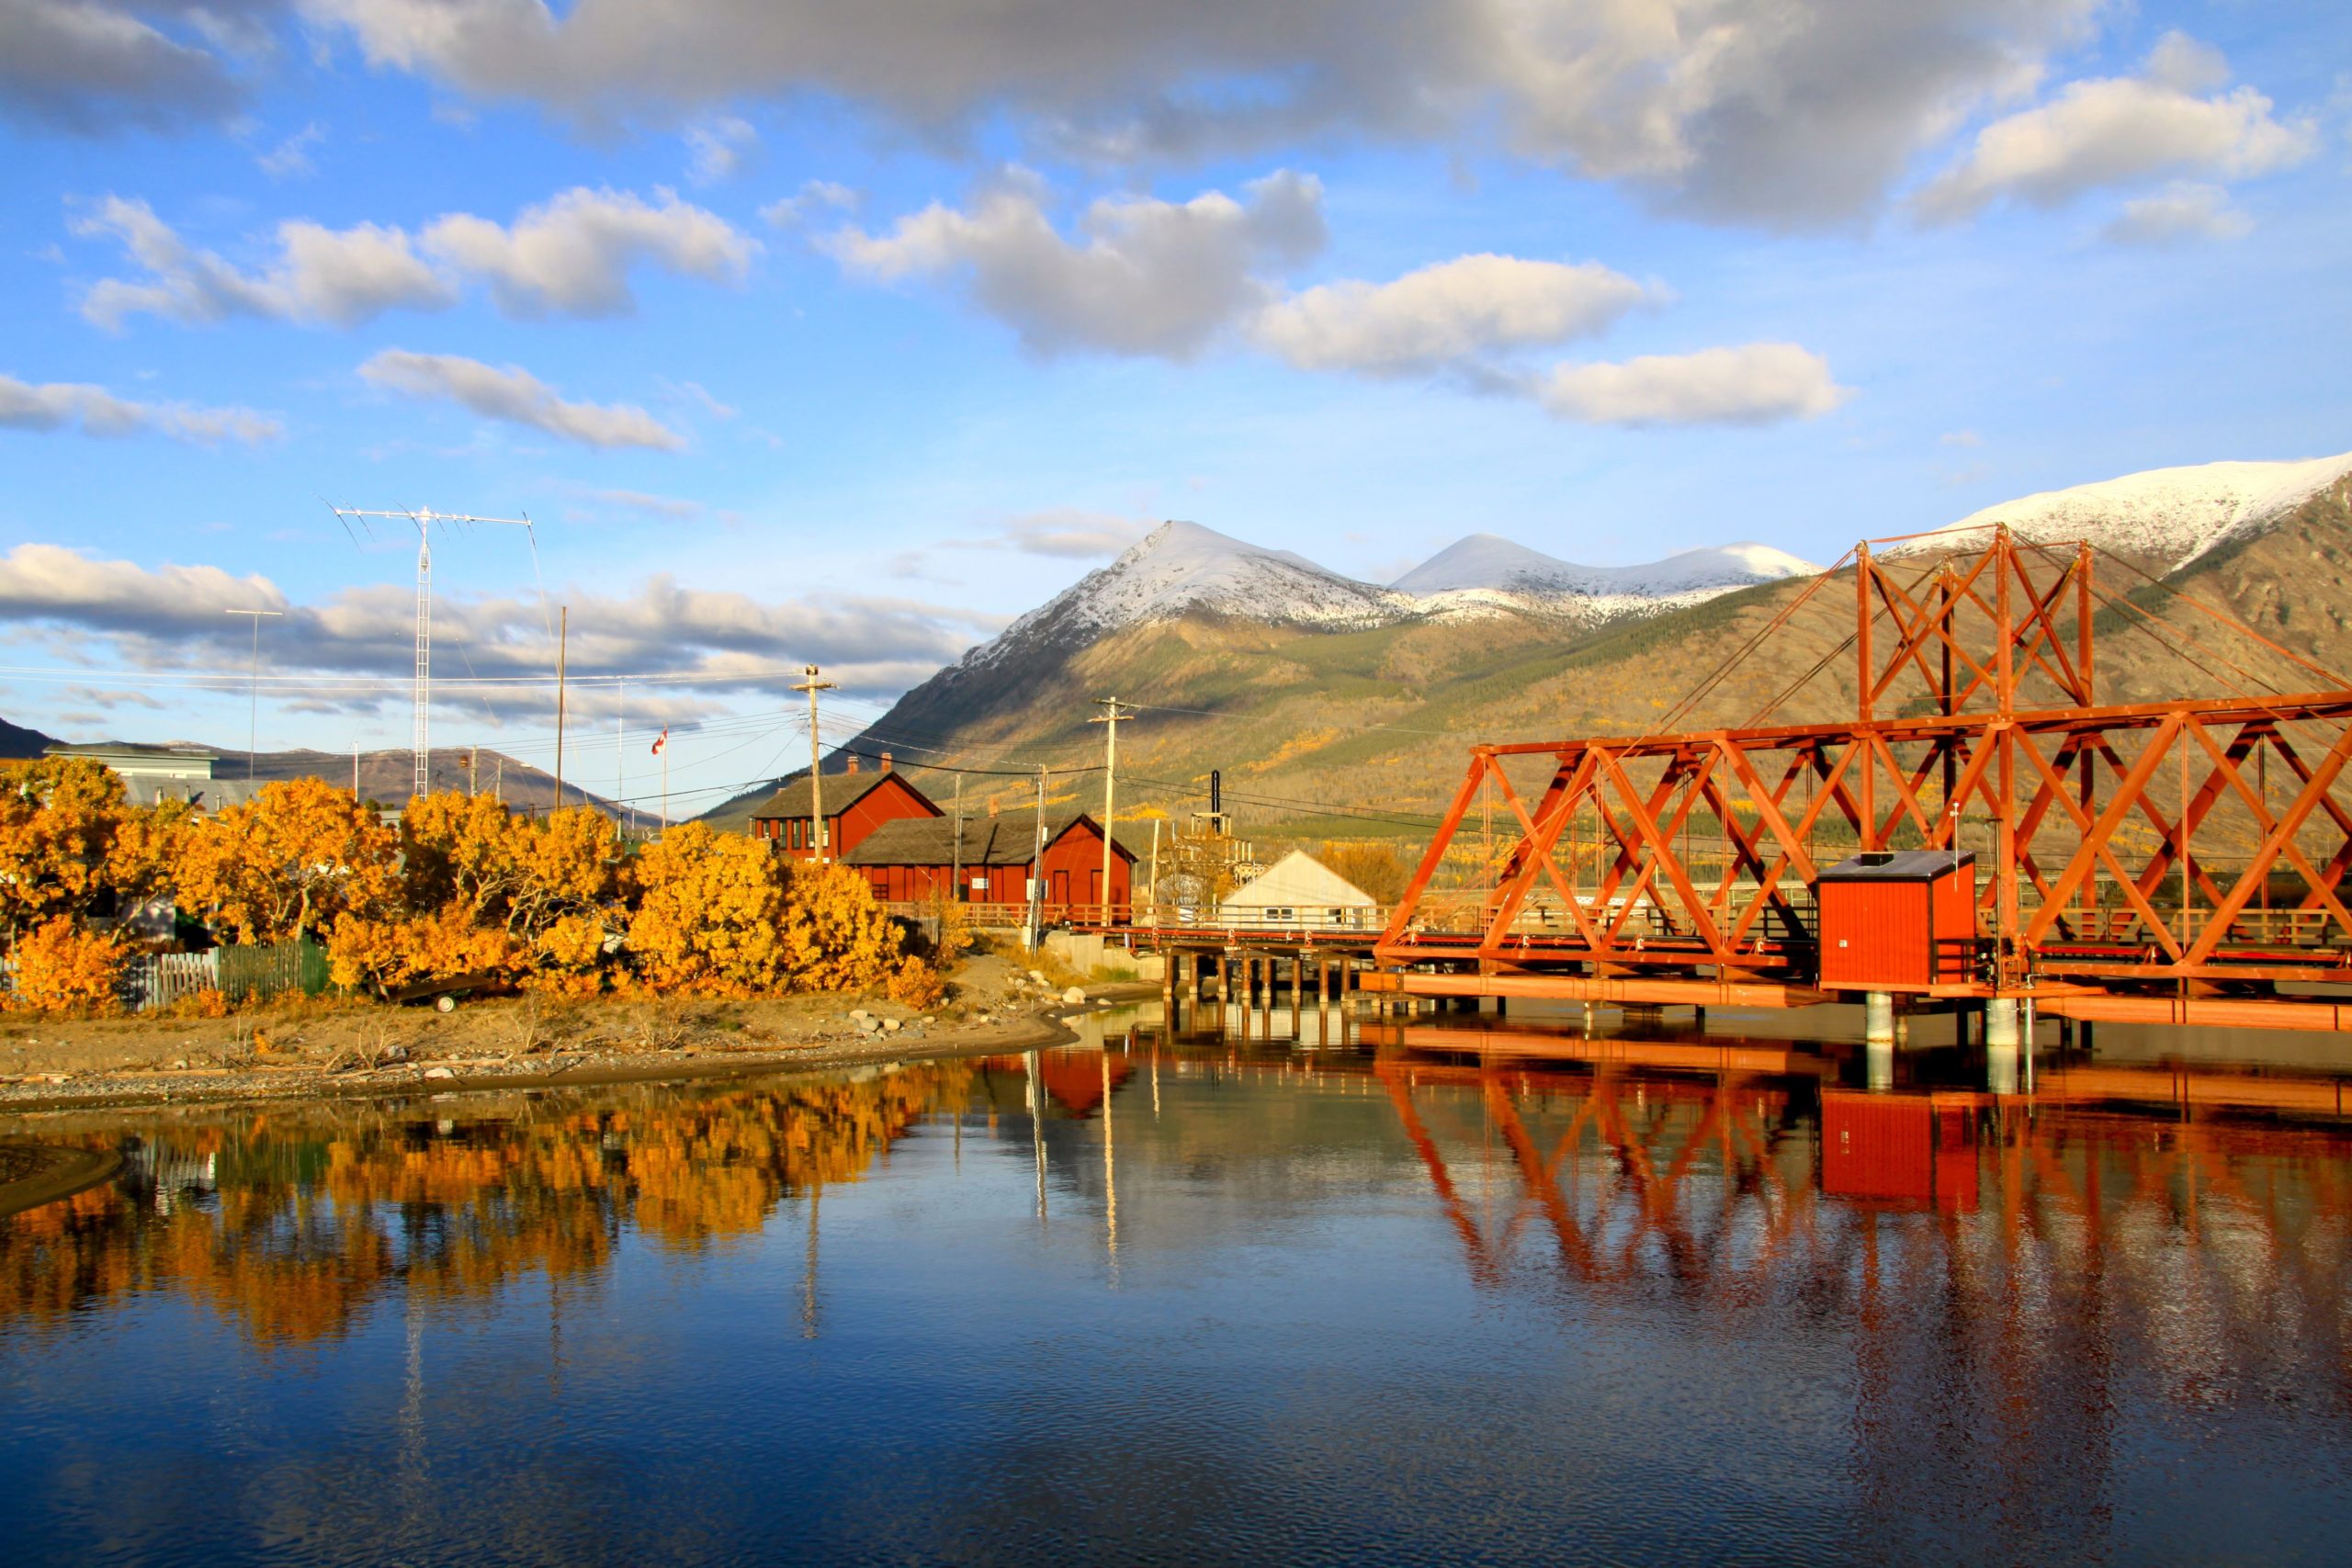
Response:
[0,757,132,941]
[327,907,517,995]
[778,860,905,993]
[10,916,125,1013]
[626,824,792,996]
[885,957,945,1010]
[624,829,902,997]
[175,778,398,943]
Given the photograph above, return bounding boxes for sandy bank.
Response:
[0,954,1161,1116]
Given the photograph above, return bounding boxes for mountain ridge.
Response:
[841,446,2352,838]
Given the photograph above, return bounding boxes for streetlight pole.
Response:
[224,607,283,786]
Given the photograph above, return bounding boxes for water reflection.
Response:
[3,1015,2350,1564]
[2,1063,975,1345]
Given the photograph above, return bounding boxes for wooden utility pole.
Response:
[1147,817,1162,918]
[469,745,478,796]
[951,774,965,903]
[553,604,568,808]
[1027,765,1048,950]
[792,665,837,863]
[1090,697,1136,922]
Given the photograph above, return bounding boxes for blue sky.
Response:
[2,0,2347,811]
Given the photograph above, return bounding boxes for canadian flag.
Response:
[650,728,668,756]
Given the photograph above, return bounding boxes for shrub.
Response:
[885,957,945,1010]
[11,917,125,1013]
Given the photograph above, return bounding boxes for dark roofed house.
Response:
[846,809,1140,923]
[746,753,941,862]
[42,741,254,813]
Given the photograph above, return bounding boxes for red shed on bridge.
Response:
[1814,849,1978,992]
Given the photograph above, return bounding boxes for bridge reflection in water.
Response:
[5,1010,2351,1562]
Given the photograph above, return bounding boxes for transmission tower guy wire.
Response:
[329,503,539,803]
[222,606,282,786]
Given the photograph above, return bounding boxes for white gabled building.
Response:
[1217,850,1381,931]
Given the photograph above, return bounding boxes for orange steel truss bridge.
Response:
[1369,526,2352,1032]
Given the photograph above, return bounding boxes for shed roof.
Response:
[746,769,931,822]
[1222,850,1379,908]
[1815,849,1975,884]
[845,810,1139,868]
[45,741,219,763]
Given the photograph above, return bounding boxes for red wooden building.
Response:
[1814,849,1978,991]
[845,809,1139,922]
[746,755,941,862]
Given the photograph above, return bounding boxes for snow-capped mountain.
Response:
[1916,451,2352,570]
[1042,519,1404,634]
[1392,534,1818,613]
[956,519,1809,671]
[957,521,1406,672]
[932,447,2352,687]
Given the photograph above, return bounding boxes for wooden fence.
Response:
[3,937,329,1012]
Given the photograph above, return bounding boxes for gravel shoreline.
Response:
[0,964,1161,1118]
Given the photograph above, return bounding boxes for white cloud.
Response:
[684,115,757,185]
[258,120,324,179]
[575,486,707,519]
[1252,254,1656,378]
[357,350,687,451]
[0,0,253,133]
[1939,429,1984,447]
[993,510,1151,558]
[826,170,1324,358]
[73,186,754,329]
[1916,39,2314,221]
[0,542,998,706]
[2144,30,2229,96]
[74,196,455,328]
[760,178,857,229]
[419,186,756,317]
[303,0,2106,228]
[0,371,282,445]
[1536,344,1849,427]
[2099,181,2251,245]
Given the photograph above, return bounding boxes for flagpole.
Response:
[652,726,670,834]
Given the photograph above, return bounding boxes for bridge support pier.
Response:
[1985,998,2018,1049]
[1865,991,1895,1045]
[1987,1043,2019,1095]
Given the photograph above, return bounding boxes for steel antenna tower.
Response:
[330,505,537,803]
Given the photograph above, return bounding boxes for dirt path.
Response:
[0,953,1159,1116]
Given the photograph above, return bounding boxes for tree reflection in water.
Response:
[0,1062,976,1345]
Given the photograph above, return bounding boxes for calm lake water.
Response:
[5,1000,2351,1565]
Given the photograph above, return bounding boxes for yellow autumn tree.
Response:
[108,795,194,914]
[174,777,398,943]
[397,795,624,988]
[398,791,523,923]
[0,756,130,945]
[327,906,519,995]
[777,860,905,993]
[625,823,792,995]
[507,807,625,942]
[10,916,125,1012]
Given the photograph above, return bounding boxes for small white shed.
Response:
[1217,851,1381,931]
